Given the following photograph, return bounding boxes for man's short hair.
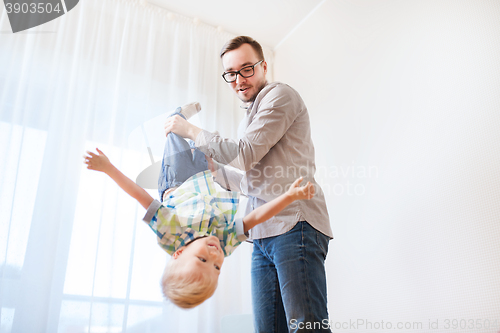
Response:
[220,36,265,60]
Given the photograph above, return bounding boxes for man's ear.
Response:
[263,61,268,75]
[172,247,184,259]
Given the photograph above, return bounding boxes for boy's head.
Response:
[161,235,225,308]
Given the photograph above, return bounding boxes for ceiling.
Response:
[146,0,324,49]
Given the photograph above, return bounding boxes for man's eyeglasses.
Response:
[222,60,263,83]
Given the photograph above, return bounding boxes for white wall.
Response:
[275,0,500,331]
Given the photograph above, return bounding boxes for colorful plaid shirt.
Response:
[143,170,247,256]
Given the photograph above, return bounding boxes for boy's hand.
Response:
[84,148,112,173]
[287,177,315,200]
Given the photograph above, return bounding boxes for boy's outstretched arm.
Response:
[84,148,154,210]
[242,177,315,233]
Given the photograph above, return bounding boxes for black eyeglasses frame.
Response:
[222,60,264,83]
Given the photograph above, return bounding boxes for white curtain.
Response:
[0,1,273,332]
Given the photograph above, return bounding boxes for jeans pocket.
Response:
[316,231,329,260]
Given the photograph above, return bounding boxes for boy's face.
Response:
[173,236,225,278]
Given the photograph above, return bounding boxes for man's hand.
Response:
[84,148,112,173]
[287,177,315,201]
[164,114,202,140]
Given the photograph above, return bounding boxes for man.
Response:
[164,36,333,332]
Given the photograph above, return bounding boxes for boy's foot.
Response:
[177,102,201,119]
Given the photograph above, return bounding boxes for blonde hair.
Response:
[161,258,218,309]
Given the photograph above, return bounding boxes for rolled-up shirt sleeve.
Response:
[143,199,162,223]
[233,217,249,240]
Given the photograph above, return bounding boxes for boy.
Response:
[83,106,315,309]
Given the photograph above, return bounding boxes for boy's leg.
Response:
[158,112,208,198]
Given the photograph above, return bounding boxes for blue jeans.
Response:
[157,112,208,198]
[252,221,331,333]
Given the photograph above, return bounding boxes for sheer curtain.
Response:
[0,1,273,332]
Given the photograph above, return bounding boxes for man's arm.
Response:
[84,148,154,210]
[242,177,315,233]
[213,162,244,192]
[164,84,300,172]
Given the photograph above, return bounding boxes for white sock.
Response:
[179,102,201,119]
